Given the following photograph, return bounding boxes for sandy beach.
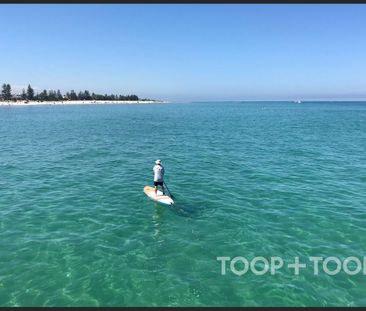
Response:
[0,100,164,106]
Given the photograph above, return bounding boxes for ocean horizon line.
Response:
[184,99,366,103]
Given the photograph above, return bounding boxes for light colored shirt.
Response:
[153,164,165,182]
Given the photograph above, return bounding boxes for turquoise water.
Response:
[0,101,366,306]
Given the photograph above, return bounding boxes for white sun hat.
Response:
[155,159,162,164]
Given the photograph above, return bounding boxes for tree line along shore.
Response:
[1,83,153,102]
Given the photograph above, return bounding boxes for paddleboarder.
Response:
[153,159,165,195]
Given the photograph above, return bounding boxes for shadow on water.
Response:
[152,203,164,241]
[169,199,206,218]
[151,200,204,242]
[148,194,207,218]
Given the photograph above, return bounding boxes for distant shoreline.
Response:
[0,100,165,106]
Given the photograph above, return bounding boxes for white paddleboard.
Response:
[143,186,174,205]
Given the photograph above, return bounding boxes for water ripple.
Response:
[0,102,365,306]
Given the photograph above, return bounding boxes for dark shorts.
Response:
[154,181,163,186]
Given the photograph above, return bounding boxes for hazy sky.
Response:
[1,4,366,102]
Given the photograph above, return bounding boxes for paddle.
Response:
[163,181,175,200]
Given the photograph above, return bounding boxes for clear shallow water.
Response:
[0,101,365,306]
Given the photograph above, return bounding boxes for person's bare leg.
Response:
[155,185,158,195]
[162,185,165,195]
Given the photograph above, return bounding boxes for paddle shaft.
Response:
[163,181,175,199]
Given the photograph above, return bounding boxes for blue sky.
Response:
[1,4,366,102]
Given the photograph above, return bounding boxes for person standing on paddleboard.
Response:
[153,159,165,195]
